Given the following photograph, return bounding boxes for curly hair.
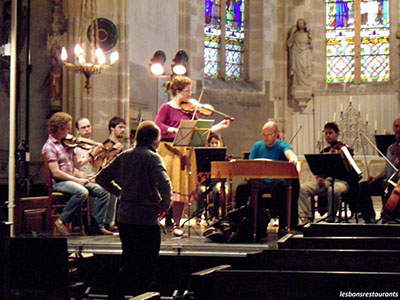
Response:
[165,75,192,97]
[48,112,72,134]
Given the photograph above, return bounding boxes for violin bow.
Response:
[191,88,205,121]
[359,132,370,178]
[288,125,302,145]
[359,132,399,184]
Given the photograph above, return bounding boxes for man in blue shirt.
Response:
[236,121,300,234]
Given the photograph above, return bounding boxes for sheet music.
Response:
[190,119,214,147]
[340,146,363,176]
[172,120,197,146]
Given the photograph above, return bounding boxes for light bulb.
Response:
[150,64,165,76]
[172,64,186,75]
[60,47,68,61]
[74,44,83,56]
[110,51,119,64]
[78,54,85,64]
[96,48,106,65]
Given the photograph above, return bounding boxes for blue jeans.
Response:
[104,194,118,225]
[52,181,109,226]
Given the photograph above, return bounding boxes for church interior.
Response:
[1,0,400,299]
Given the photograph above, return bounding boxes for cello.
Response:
[381,142,400,222]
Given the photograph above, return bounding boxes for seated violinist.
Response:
[298,122,354,224]
[75,117,113,235]
[42,112,109,236]
[358,116,400,224]
[102,116,127,232]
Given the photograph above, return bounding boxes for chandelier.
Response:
[60,0,119,92]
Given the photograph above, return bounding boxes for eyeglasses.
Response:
[181,89,192,94]
[262,132,276,138]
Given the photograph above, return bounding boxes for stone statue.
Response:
[287,18,312,89]
[287,18,313,111]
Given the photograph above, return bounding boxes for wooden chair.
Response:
[14,196,48,236]
[311,188,356,223]
[43,155,87,235]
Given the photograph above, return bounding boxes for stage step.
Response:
[248,248,400,272]
[303,223,400,237]
[278,234,400,250]
[189,266,400,300]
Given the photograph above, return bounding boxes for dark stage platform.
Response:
[67,230,282,257]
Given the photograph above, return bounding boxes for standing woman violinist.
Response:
[155,75,230,237]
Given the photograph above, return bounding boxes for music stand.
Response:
[375,134,395,157]
[305,154,351,223]
[172,119,214,237]
[183,147,228,226]
[195,147,227,173]
[173,119,214,147]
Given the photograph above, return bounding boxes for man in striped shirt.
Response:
[42,112,108,236]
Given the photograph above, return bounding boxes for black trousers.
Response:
[107,224,161,299]
[235,179,299,230]
[358,179,387,220]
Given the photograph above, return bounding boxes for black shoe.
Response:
[278,228,289,237]
[87,224,102,236]
[104,223,119,232]
[364,218,376,224]
[165,216,173,227]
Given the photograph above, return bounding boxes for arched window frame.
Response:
[326,0,390,84]
[204,0,245,81]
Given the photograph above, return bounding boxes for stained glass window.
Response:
[326,0,390,83]
[225,0,245,80]
[204,0,221,79]
[204,0,245,80]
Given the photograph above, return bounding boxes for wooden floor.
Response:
[67,222,282,257]
[67,196,385,256]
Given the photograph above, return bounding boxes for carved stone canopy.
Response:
[291,86,313,112]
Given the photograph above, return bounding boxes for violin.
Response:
[325,141,354,155]
[91,139,123,169]
[180,99,235,122]
[62,134,99,150]
[180,101,213,117]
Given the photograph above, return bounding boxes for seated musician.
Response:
[196,133,227,224]
[41,112,109,236]
[102,116,127,232]
[358,116,400,223]
[298,122,354,225]
[235,121,300,235]
[75,117,113,235]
